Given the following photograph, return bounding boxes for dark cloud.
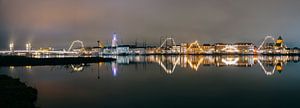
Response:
[1,0,300,48]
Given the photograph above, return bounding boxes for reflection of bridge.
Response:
[257,60,277,75]
[186,56,204,71]
[70,64,85,72]
[158,56,288,75]
[25,56,295,77]
[156,56,180,74]
[113,56,292,75]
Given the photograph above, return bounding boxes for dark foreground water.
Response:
[1,55,300,108]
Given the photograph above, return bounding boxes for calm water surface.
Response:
[1,55,300,108]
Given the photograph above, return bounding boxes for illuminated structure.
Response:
[186,41,203,54]
[68,40,85,52]
[0,35,299,56]
[258,36,276,51]
[234,43,255,54]
[275,36,285,48]
[201,44,215,54]
[9,43,14,53]
[257,35,289,54]
[215,43,238,54]
[274,36,288,53]
[112,33,118,47]
[97,40,104,48]
[157,37,180,54]
[26,43,32,52]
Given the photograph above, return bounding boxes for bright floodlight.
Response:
[9,43,14,51]
[26,43,31,51]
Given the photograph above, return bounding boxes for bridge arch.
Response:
[68,40,85,51]
[257,60,276,75]
[159,37,177,48]
[187,41,203,51]
[258,36,276,50]
[156,56,180,74]
[70,63,85,72]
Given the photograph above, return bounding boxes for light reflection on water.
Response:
[1,55,300,108]
[114,55,298,75]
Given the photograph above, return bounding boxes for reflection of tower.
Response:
[112,33,118,47]
[112,62,118,77]
[276,63,283,73]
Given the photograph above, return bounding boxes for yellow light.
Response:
[9,43,14,51]
[25,66,32,69]
[9,66,14,70]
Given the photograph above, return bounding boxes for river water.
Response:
[1,55,300,108]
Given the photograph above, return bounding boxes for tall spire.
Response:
[112,32,118,47]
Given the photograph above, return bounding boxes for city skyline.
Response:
[1,0,300,49]
[1,1,300,107]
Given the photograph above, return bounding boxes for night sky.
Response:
[1,0,300,49]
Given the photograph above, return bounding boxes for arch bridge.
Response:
[68,40,85,52]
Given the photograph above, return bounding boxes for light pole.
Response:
[26,43,31,53]
[9,43,14,54]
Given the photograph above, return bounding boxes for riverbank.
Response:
[0,75,37,108]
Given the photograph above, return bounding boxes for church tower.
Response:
[275,36,284,48]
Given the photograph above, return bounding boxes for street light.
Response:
[26,43,31,52]
[9,43,14,53]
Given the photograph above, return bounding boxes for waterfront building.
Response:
[145,47,157,54]
[275,36,285,48]
[274,36,288,54]
[201,44,215,54]
[214,43,255,54]
[186,42,202,54]
[180,43,188,54]
[234,43,255,54]
[215,43,238,54]
[156,45,181,54]
[116,45,130,55]
[288,47,300,55]
[131,47,146,55]
[258,36,289,54]
[259,43,274,54]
